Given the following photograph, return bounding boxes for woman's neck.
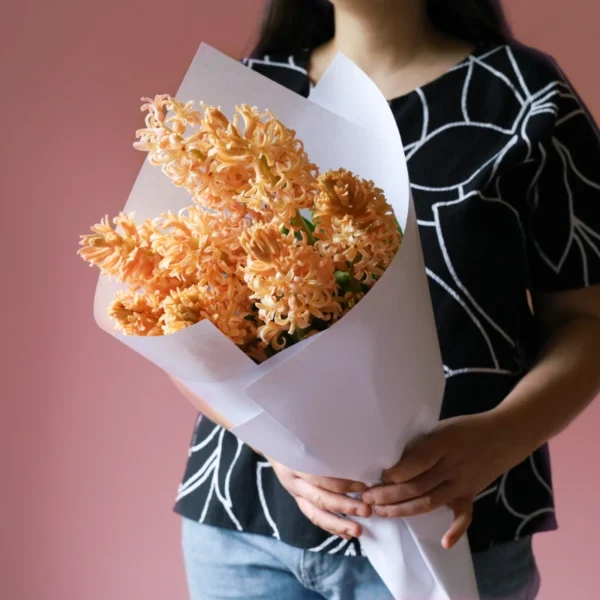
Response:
[330,0,433,75]
[309,0,476,100]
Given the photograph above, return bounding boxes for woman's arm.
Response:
[493,285,600,450]
[168,375,233,429]
[362,284,600,549]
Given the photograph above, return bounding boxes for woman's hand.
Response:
[269,460,372,540]
[361,410,534,550]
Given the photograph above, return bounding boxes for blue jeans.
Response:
[181,518,540,600]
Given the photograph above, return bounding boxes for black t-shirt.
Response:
[174,42,600,554]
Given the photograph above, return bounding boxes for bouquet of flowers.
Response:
[82,44,480,600]
[79,97,402,360]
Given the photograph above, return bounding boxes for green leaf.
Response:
[302,216,316,233]
[290,212,315,245]
[395,218,404,236]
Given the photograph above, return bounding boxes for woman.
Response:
[173,1,600,598]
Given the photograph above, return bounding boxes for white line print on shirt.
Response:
[415,87,429,141]
[188,420,220,455]
[426,268,502,369]
[433,196,517,349]
[177,448,218,500]
[178,428,244,530]
[243,55,309,75]
[308,534,354,555]
[257,461,281,539]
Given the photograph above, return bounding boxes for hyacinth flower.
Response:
[80,97,403,351]
[108,289,164,336]
[150,206,248,289]
[203,104,319,226]
[134,97,320,228]
[313,168,402,289]
[240,222,341,350]
[79,206,255,338]
[134,96,251,221]
[160,282,257,346]
[78,212,179,296]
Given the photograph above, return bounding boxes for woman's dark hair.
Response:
[250,0,512,58]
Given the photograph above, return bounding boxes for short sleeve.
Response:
[526,66,600,293]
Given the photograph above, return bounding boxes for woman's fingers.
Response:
[363,460,449,506]
[293,477,372,518]
[271,461,366,495]
[300,473,367,494]
[373,480,456,518]
[381,435,441,484]
[270,462,369,540]
[296,497,362,540]
[442,498,473,549]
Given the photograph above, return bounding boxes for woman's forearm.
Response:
[168,375,233,430]
[492,314,600,455]
[169,375,266,457]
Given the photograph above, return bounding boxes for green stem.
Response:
[395,218,404,238]
[349,276,363,294]
[291,213,316,245]
[291,327,309,344]
[335,266,364,294]
[189,148,207,162]
[348,275,363,294]
[259,156,279,186]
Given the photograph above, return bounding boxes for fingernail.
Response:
[351,482,366,492]
[362,493,373,504]
[374,507,387,517]
[346,529,355,539]
[357,506,371,518]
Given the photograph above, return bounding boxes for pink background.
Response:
[2,1,598,598]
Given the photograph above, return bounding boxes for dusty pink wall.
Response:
[1,2,263,599]
[505,3,600,598]
[1,1,598,599]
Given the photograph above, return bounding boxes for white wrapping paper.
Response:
[93,43,480,600]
